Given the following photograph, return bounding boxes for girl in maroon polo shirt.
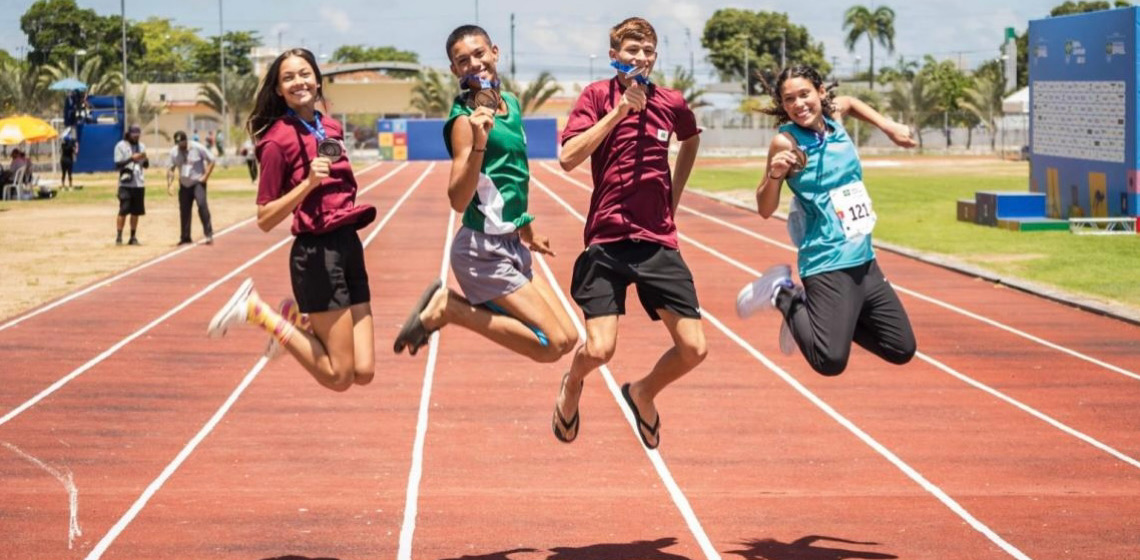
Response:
[206,48,377,392]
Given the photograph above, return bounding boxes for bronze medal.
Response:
[317,138,343,159]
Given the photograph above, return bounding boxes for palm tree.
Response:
[884,74,938,150]
[843,4,896,89]
[501,71,562,115]
[654,65,710,110]
[125,84,168,136]
[959,74,1005,152]
[411,68,458,118]
[198,71,259,129]
[39,58,122,96]
[0,59,51,116]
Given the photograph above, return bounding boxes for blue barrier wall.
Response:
[73,95,124,173]
[378,117,559,161]
[1028,7,1138,217]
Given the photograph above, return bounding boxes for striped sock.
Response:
[247,296,296,347]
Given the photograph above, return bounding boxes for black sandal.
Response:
[552,373,582,443]
[394,278,442,355]
[621,383,660,450]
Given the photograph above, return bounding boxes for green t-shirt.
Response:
[443,92,534,234]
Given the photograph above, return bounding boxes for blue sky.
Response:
[2,0,1064,82]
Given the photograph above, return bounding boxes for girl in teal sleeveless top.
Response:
[394,25,577,370]
[736,64,917,376]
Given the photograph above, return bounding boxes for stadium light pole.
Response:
[73,49,87,78]
[121,0,128,121]
[219,0,228,155]
[589,54,596,82]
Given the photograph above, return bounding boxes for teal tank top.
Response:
[780,117,876,278]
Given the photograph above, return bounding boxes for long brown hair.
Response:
[246,48,328,141]
[758,64,837,126]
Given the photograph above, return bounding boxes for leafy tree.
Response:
[330,45,419,78]
[38,57,121,96]
[919,55,970,146]
[136,17,208,82]
[0,58,51,115]
[653,65,710,110]
[191,30,261,78]
[20,0,145,76]
[875,56,918,86]
[884,72,939,150]
[501,71,562,115]
[702,8,828,95]
[410,68,458,117]
[959,73,1005,151]
[125,83,168,134]
[198,70,260,130]
[842,4,896,89]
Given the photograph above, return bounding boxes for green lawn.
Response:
[690,158,1140,310]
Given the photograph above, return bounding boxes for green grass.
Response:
[690,159,1140,310]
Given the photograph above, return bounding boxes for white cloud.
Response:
[320,8,352,34]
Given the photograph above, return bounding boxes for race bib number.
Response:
[830,181,876,239]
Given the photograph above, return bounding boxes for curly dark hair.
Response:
[758,64,837,126]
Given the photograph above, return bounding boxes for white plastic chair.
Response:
[2,167,26,201]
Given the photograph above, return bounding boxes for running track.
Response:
[2,161,1138,560]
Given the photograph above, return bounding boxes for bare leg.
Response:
[277,300,374,391]
[554,315,619,440]
[418,276,578,363]
[623,310,707,448]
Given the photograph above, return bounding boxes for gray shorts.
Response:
[450,226,533,305]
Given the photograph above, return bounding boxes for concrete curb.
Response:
[692,188,1140,327]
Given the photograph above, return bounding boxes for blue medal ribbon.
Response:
[288,108,327,141]
[610,60,651,85]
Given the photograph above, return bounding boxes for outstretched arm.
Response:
[834,95,916,148]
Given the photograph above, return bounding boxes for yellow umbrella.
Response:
[0,115,58,145]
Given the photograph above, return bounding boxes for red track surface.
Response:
[2,160,1138,560]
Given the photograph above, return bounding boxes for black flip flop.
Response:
[393,278,443,355]
[621,382,660,450]
[552,373,582,443]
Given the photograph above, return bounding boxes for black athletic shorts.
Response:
[570,239,701,321]
[117,187,145,216]
[289,226,371,313]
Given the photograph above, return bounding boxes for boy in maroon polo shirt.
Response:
[552,17,705,449]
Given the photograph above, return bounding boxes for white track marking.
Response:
[539,161,1140,382]
[3,441,82,549]
[532,175,725,559]
[0,161,388,332]
[83,163,433,559]
[0,164,410,428]
[397,205,455,560]
[533,174,1033,559]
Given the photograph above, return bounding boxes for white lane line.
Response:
[0,162,410,428]
[0,161,388,333]
[83,162,433,560]
[3,441,82,549]
[700,311,1034,560]
[532,176,723,560]
[397,205,455,560]
[533,172,1038,559]
[539,161,1140,382]
[84,357,270,560]
[537,164,1140,464]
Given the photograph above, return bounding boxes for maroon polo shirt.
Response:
[256,115,375,236]
[561,76,700,249]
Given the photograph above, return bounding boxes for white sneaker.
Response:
[736,264,793,319]
[779,320,796,355]
[207,278,253,338]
